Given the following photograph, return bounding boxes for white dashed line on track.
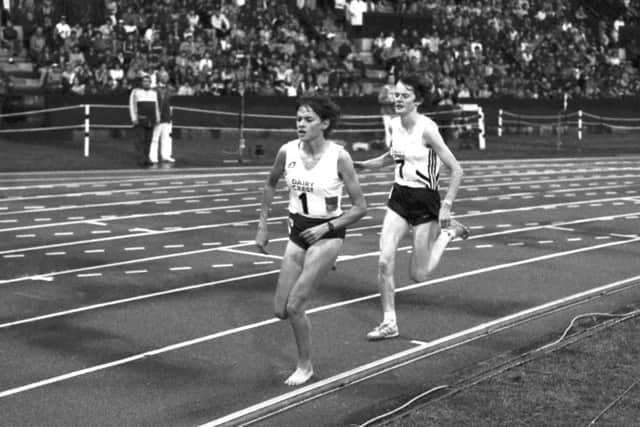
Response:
[567,238,582,242]
[124,247,145,251]
[54,232,74,236]
[16,234,35,238]
[3,254,24,258]
[67,216,85,220]
[33,218,51,222]
[538,240,554,244]
[253,261,274,265]
[125,270,148,275]
[212,264,233,268]
[45,252,66,256]
[169,266,192,271]
[91,230,111,234]
[475,244,494,248]
[202,242,221,246]
[595,236,611,240]
[496,224,512,228]
[508,242,525,246]
[77,273,102,278]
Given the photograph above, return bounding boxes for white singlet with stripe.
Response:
[284,139,344,218]
[388,115,441,190]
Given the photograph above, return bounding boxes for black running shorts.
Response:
[288,212,346,250]
[387,183,441,226]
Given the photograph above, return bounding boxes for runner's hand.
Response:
[300,223,328,246]
[439,204,452,229]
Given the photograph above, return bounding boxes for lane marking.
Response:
[200,273,640,427]
[2,209,638,283]
[546,225,575,232]
[212,264,233,268]
[218,247,284,260]
[169,267,192,271]
[77,273,102,278]
[1,243,639,402]
[125,270,148,274]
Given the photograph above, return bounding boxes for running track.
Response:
[0,156,639,426]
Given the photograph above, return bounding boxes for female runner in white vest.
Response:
[256,94,367,386]
[354,74,469,341]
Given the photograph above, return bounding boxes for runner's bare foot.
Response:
[284,363,314,386]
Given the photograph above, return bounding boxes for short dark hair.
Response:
[296,93,341,136]
[397,73,431,104]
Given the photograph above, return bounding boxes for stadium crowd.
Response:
[0,0,638,99]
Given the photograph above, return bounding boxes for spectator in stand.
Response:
[55,15,72,47]
[1,19,20,56]
[29,26,47,60]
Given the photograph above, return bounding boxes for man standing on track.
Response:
[150,70,176,165]
[129,74,159,167]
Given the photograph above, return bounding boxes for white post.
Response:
[478,106,486,150]
[84,104,90,157]
[578,109,583,141]
[498,108,503,137]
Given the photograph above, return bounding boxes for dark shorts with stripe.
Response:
[289,212,346,250]
[387,183,441,226]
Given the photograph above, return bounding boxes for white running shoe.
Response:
[366,322,399,341]
[449,219,470,240]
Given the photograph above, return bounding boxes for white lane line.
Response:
[77,273,102,278]
[508,242,525,246]
[212,264,233,268]
[538,240,554,244]
[201,273,640,427]
[67,216,85,220]
[16,234,36,238]
[595,236,611,240]
[45,252,65,256]
[567,238,583,242]
[475,244,493,248]
[85,220,107,226]
[3,254,24,258]
[253,261,274,265]
[91,230,111,234]
[218,247,284,260]
[83,249,105,254]
[124,247,145,251]
[546,225,575,232]
[54,232,74,236]
[169,267,192,271]
[125,270,148,274]
[202,242,222,246]
[1,240,638,400]
[0,219,18,223]
[128,227,155,233]
[33,218,51,222]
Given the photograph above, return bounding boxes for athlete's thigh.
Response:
[379,208,410,257]
[275,241,306,305]
[412,220,440,259]
[288,238,343,303]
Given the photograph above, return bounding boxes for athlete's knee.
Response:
[274,299,288,320]
[410,262,434,283]
[285,299,306,318]
[378,255,394,278]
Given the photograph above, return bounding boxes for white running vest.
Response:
[284,140,344,218]
[388,115,441,190]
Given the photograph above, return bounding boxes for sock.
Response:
[383,311,396,325]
